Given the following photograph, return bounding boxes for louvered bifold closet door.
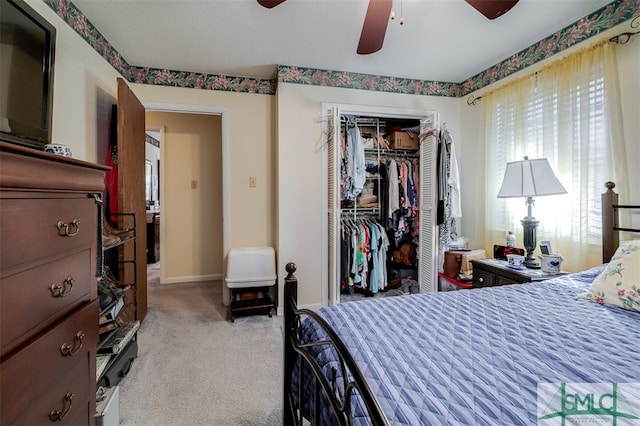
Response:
[418,114,439,293]
[327,107,341,305]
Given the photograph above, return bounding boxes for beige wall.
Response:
[131,85,277,260]
[28,0,640,304]
[27,0,277,284]
[26,0,121,163]
[276,84,462,307]
[276,25,639,307]
[146,111,223,282]
[616,35,640,204]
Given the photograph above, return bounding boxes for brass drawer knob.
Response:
[60,331,84,356]
[49,391,74,422]
[57,219,80,237]
[50,276,74,298]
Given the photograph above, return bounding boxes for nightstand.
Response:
[470,258,567,288]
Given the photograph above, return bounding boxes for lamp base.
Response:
[521,208,540,271]
[524,259,540,269]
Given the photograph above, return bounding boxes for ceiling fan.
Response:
[257,0,519,55]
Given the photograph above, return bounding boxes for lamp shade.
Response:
[497,157,567,198]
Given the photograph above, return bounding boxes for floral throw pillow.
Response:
[579,240,640,312]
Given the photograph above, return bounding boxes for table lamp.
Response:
[497,156,567,268]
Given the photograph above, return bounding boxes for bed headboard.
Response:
[601,181,640,263]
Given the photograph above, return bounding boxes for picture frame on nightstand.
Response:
[540,241,552,255]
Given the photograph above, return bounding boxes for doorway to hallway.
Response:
[145,108,226,285]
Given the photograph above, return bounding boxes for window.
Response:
[483,42,627,270]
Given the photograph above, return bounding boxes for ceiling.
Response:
[72,0,615,83]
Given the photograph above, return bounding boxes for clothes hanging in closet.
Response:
[340,217,389,294]
[436,124,462,249]
[383,157,420,245]
[340,115,366,203]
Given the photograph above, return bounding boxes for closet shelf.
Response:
[341,207,380,214]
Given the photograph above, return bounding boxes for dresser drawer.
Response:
[473,267,495,287]
[13,397,91,426]
[496,274,521,286]
[0,197,97,271]
[1,301,98,425]
[1,250,93,357]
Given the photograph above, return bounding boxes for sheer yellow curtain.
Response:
[483,41,628,272]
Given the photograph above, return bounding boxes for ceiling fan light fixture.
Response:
[390,0,404,25]
[464,0,519,20]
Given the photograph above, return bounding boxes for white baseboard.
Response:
[159,273,223,285]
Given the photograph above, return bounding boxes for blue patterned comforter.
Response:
[298,266,640,425]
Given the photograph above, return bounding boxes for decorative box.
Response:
[387,132,419,150]
[447,249,487,275]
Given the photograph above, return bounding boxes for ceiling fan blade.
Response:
[257,0,287,9]
[465,0,519,20]
[357,0,393,55]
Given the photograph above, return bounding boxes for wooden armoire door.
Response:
[117,78,147,321]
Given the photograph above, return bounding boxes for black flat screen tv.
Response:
[0,0,56,149]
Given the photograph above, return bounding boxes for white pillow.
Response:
[579,240,640,312]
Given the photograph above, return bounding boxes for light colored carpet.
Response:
[118,269,283,426]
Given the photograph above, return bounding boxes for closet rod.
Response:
[357,119,386,126]
[381,152,419,160]
[340,208,380,216]
[340,115,386,126]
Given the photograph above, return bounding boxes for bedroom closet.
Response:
[325,105,440,305]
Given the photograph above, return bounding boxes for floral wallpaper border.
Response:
[277,65,462,97]
[145,133,159,148]
[45,0,636,98]
[42,0,276,94]
[459,0,637,96]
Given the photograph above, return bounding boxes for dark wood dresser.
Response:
[0,142,107,425]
